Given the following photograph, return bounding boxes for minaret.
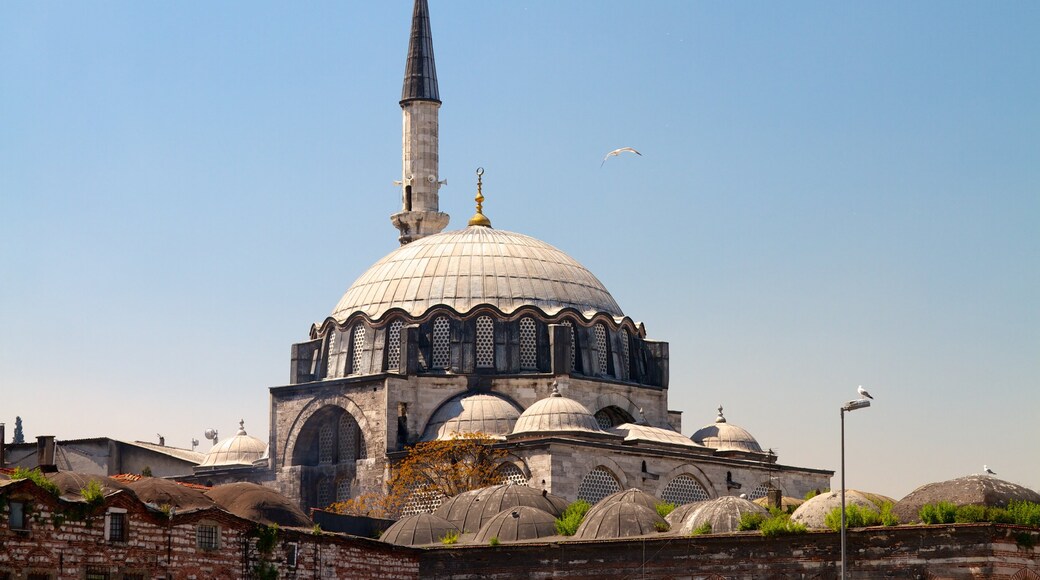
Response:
[391,0,450,245]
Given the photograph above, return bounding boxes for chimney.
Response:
[37,435,57,473]
[0,423,5,467]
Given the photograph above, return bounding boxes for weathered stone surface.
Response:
[893,474,1040,523]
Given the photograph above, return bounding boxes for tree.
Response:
[13,416,24,444]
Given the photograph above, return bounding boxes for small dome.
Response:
[608,423,706,449]
[421,393,522,441]
[198,420,267,468]
[434,483,567,533]
[691,407,763,453]
[588,488,660,514]
[205,482,311,527]
[664,500,707,528]
[511,386,602,435]
[381,513,460,547]
[473,506,558,543]
[573,502,666,540]
[790,490,895,529]
[676,496,769,534]
[46,472,130,502]
[892,475,1040,524]
[126,478,214,512]
[333,226,623,321]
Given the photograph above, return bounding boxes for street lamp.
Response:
[840,398,870,579]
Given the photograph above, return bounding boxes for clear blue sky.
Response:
[2,2,1037,499]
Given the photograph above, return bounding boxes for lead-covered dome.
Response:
[421,393,523,441]
[332,226,623,321]
[511,387,603,435]
[198,421,267,468]
[691,407,763,453]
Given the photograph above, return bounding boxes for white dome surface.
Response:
[332,226,623,321]
[609,423,706,448]
[421,393,522,441]
[511,388,603,435]
[198,421,267,468]
[690,407,763,453]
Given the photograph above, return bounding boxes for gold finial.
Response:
[468,167,491,227]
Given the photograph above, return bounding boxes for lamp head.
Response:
[842,399,871,412]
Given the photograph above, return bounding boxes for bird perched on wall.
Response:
[601,147,642,167]
[857,385,874,400]
[984,465,996,475]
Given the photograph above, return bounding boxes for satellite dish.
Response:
[204,428,219,443]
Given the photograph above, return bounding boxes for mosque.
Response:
[185,0,832,514]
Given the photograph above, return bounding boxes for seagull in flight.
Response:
[984,465,996,475]
[601,147,642,167]
[857,385,874,400]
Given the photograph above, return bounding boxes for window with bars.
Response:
[400,489,444,516]
[326,331,341,379]
[576,467,622,504]
[9,501,26,530]
[350,324,366,375]
[106,511,127,542]
[619,328,630,380]
[519,317,537,370]
[196,523,220,550]
[338,413,364,463]
[475,315,494,368]
[318,423,335,464]
[431,317,450,369]
[560,320,576,371]
[85,569,110,580]
[747,483,771,501]
[316,477,333,509]
[496,462,528,486]
[336,478,352,502]
[660,474,711,505]
[386,320,403,371]
[594,324,608,375]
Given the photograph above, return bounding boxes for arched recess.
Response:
[290,405,369,467]
[496,462,529,486]
[577,465,623,504]
[657,464,717,501]
[281,395,373,468]
[416,389,525,442]
[593,393,644,425]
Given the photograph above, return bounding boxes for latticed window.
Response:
[318,423,335,464]
[475,315,495,368]
[431,317,450,369]
[577,467,621,504]
[619,328,630,380]
[594,324,608,375]
[327,332,340,378]
[400,489,444,516]
[350,324,366,375]
[497,462,528,486]
[594,410,613,430]
[747,483,771,501]
[107,511,127,542]
[386,320,403,371]
[519,317,537,370]
[85,569,110,580]
[316,476,333,509]
[561,320,575,370]
[196,523,220,550]
[336,478,352,502]
[660,474,711,505]
[338,413,364,463]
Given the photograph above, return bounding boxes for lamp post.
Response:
[840,398,870,579]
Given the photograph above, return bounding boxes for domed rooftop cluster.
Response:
[332,226,624,322]
[197,420,268,469]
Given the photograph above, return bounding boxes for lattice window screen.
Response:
[318,423,335,465]
[577,467,622,504]
[400,489,444,516]
[316,477,333,508]
[594,410,613,430]
[660,474,711,505]
[561,320,575,370]
[336,478,352,502]
[519,317,537,370]
[338,414,364,463]
[747,483,771,501]
[386,320,403,371]
[594,324,608,375]
[497,462,528,486]
[619,328,630,380]
[327,332,341,379]
[431,317,450,369]
[350,324,366,375]
[476,315,495,368]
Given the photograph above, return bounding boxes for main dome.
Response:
[332,226,623,321]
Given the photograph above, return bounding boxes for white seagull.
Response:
[984,465,996,475]
[601,147,642,167]
[857,385,874,400]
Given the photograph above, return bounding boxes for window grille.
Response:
[561,320,575,370]
[400,489,444,516]
[576,467,621,504]
[318,423,335,464]
[316,477,333,509]
[594,324,608,375]
[386,320,403,370]
[196,524,220,550]
[747,483,771,501]
[350,324,366,375]
[619,328,630,380]
[594,410,613,430]
[336,478,352,502]
[107,512,127,542]
[431,317,450,369]
[476,315,494,368]
[519,317,537,370]
[497,462,528,486]
[338,414,364,463]
[85,569,110,580]
[661,474,711,505]
[327,332,340,378]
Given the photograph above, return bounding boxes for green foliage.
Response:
[760,513,808,536]
[1008,501,1040,528]
[825,504,883,531]
[655,502,676,518]
[689,522,712,536]
[255,524,279,554]
[738,511,767,531]
[654,521,670,533]
[440,529,460,545]
[804,489,827,501]
[1015,531,1037,549]
[252,560,278,580]
[10,467,60,497]
[159,504,173,519]
[554,500,591,536]
[954,504,988,523]
[919,501,958,524]
[488,536,500,547]
[140,466,152,477]
[878,502,899,526]
[80,480,105,508]
[311,524,323,536]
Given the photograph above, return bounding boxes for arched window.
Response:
[747,483,772,501]
[338,413,365,463]
[594,406,634,429]
[326,331,342,379]
[318,423,335,465]
[560,320,576,371]
[619,328,630,380]
[594,324,608,376]
[496,462,528,486]
[431,317,450,369]
[661,474,711,505]
[577,467,622,504]
[316,476,333,509]
[386,320,403,371]
[519,317,537,371]
[475,315,494,369]
[349,324,366,375]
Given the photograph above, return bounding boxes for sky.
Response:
[1,2,1037,500]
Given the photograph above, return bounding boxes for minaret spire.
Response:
[391,0,449,245]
